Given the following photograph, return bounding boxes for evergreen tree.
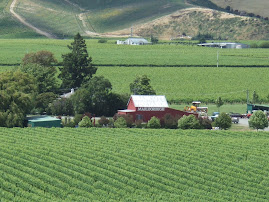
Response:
[60,33,97,89]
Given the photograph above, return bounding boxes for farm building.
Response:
[60,88,75,98]
[27,116,61,128]
[118,95,195,122]
[197,42,249,49]
[247,103,269,114]
[117,38,151,45]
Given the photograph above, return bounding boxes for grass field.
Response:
[97,66,269,103]
[0,39,268,67]
[0,128,268,201]
[0,39,269,103]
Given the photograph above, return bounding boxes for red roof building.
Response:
[118,95,196,122]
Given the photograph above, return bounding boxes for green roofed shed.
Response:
[27,116,61,128]
[247,104,269,114]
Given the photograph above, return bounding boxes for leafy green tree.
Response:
[248,111,268,131]
[114,117,127,128]
[72,76,125,116]
[21,51,59,94]
[215,97,224,112]
[22,50,57,66]
[78,116,93,127]
[214,112,232,130]
[130,75,156,95]
[49,98,74,116]
[147,116,161,129]
[60,33,97,89]
[178,115,200,129]
[0,71,37,127]
[35,92,58,114]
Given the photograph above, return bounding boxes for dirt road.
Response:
[10,0,56,38]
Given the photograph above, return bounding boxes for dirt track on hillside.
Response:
[10,0,56,38]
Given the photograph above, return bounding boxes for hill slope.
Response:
[0,128,269,201]
[0,0,42,38]
[1,0,269,39]
[211,0,269,18]
[113,8,269,40]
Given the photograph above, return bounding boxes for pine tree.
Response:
[60,33,97,89]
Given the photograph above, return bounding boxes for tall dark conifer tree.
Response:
[60,33,97,89]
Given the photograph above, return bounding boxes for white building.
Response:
[117,38,151,45]
[197,42,249,49]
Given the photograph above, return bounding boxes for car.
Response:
[211,112,220,121]
[231,117,239,124]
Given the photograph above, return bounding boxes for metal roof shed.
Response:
[27,116,62,128]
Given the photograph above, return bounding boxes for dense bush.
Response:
[78,116,93,127]
[98,116,109,126]
[114,117,127,128]
[178,115,200,129]
[259,42,269,48]
[162,113,179,129]
[214,112,232,130]
[248,110,268,131]
[98,39,107,43]
[147,116,161,129]
[198,117,212,129]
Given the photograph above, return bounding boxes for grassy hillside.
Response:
[0,0,42,38]
[132,8,269,40]
[0,128,269,201]
[13,0,190,37]
[211,0,269,18]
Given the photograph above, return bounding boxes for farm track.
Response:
[10,0,56,39]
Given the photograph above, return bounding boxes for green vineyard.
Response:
[0,128,269,201]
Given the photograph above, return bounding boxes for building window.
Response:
[136,114,144,121]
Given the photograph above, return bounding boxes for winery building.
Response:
[118,95,195,122]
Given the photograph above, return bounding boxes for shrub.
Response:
[73,114,83,126]
[114,117,127,128]
[98,116,109,126]
[163,113,179,129]
[78,116,93,127]
[98,39,107,43]
[214,112,232,130]
[248,110,268,131]
[178,115,200,129]
[250,43,259,48]
[198,117,212,129]
[147,116,161,129]
[259,42,269,48]
[135,120,143,128]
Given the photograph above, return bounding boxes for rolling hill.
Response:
[211,0,269,18]
[0,0,268,39]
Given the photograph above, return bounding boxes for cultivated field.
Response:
[0,39,269,103]
[0,128,269,201]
